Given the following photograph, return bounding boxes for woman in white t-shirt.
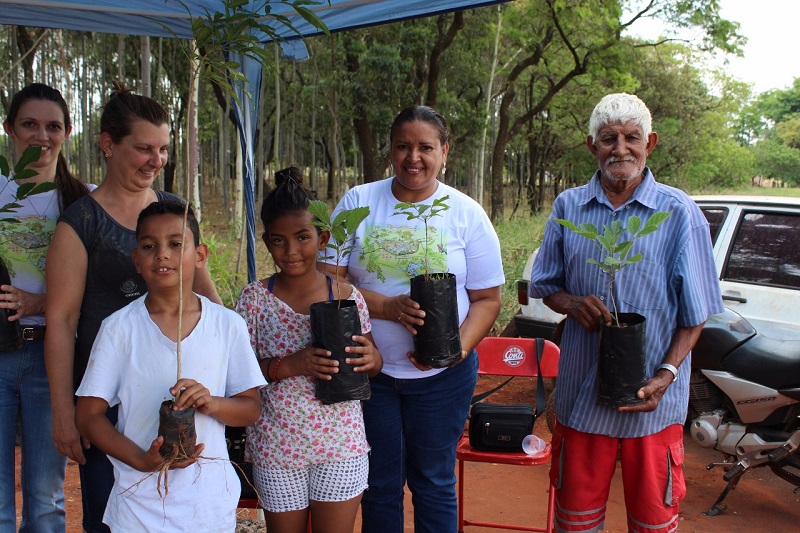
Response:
[0,83,92,531]
[320,106,504,532]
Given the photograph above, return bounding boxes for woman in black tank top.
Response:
[44,82,221,533]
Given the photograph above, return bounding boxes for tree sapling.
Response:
[554,211,672,326]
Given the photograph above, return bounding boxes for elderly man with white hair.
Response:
[531,93,723,533]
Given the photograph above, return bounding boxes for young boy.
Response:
[75,200,265,531]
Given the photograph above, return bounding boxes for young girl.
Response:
[235,167,382,533]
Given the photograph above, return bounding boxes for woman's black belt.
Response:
[21,326,46,341]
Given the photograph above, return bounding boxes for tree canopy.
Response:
[3,0,793,226]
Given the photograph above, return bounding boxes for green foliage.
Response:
[775,116,800,149]
[201,222,247,308]
[393,196,450,225]
[751,139,800,186]
[555,211,672,325]
[392,196,450,281]
[0,146,57,221]
[658,0,746,54]
[494,209,549,333]
[169,0,329,103]
[309,198,369,269]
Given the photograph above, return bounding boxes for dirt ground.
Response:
[15,375,800,531]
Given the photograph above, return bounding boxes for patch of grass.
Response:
[493,211,549,334]
[201,221,274,308]
[202,223,247,308]
[697,186,800,197]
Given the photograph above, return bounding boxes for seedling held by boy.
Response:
[75,202,263,529]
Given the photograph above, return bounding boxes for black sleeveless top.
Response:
[59,191,180,390]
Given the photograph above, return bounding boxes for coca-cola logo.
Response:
[503,345,525,367]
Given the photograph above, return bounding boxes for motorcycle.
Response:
[688,308,800,516]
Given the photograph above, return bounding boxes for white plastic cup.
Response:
[522,434,546,455]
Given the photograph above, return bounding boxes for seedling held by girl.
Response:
[235,167,382,533]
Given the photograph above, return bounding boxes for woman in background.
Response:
[0,83,92,532]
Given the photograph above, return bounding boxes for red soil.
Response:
[15,376,800,532]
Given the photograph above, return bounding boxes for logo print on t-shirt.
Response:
[361,224,448,282]
[120,278,140,297]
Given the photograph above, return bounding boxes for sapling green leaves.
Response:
[392,195,450,281]
[555,211,671,326]
[0,146,56,222]
[309,199,369,301]
[165,0,330,106]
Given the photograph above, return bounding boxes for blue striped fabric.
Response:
[531,170,723,437]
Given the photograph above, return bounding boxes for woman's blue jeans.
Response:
[360,350,478,533]
[78,405,117,533]
[0,339,66,533]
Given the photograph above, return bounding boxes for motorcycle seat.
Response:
[723,334,800,390]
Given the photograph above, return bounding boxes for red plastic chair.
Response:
[457,336,559,533]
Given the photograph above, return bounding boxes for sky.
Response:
[628,0,799,95]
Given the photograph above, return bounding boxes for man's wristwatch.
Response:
[657,363,679,383]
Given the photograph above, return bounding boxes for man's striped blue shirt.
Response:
[530,169,723,437]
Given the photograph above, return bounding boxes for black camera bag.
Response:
[467,338,545,453]
[468,402,535,451]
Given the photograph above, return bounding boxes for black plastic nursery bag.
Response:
[310,299,371,405]
[597,312,648,407]
[410,273,462,368]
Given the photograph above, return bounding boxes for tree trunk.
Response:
[15,27,42,85]
[235,133,243,227]
[311,70,318,191]
[187,42,201,221]
[80,34,89,181]
[140,36,151,97]
[117,34,125,80]
[477,7,503,205]
[425,12,464,107]
[490,90,514,222]
[352,115,378,184]
[272,43,282,170]
[344,36,380,184]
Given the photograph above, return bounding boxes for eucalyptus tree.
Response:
[331,9,496,187]
[483,0,744,221]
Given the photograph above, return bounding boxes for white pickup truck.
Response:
[513,195,800,340]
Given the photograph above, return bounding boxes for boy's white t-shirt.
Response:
[76,294,266,532]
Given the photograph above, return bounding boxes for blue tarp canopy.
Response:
[0,1,509,47]
[0,0,512,280]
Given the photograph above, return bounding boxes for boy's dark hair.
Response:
[260,166,318,232]
[136,200,200,247]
